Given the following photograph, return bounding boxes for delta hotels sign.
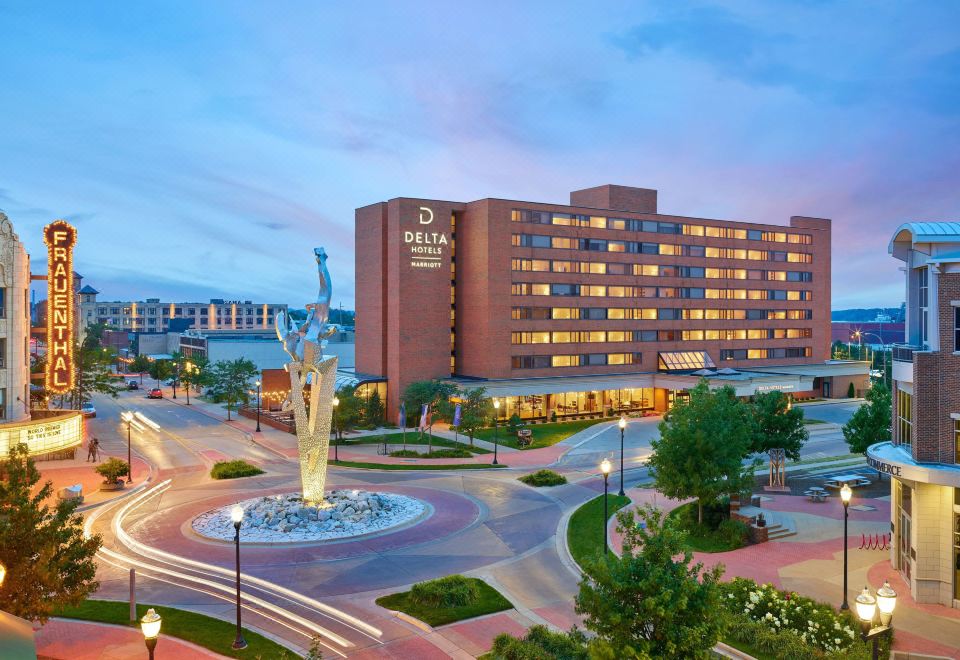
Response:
[44,220,77,395]
[404,206,447,269]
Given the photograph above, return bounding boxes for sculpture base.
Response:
[191,490,427,544]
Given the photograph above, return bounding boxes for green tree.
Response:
[842,381,892,457]
[147,359,173,390]
[748,391,808,461]
[333,386,363,440]
[402,380,457,453]
[575,505,724,659]
[364,390,385,427]
[649,380,752,524]
[179,354,212,403]
[452,387,492,447]
[128,354,152,385]
[210,358,258,420]
[66,343,124,409]
[847,381,856,398]
[0,444,102,622]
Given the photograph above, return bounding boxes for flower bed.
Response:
[720,578,862,656]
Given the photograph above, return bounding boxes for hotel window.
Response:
[955,306,960,352]
[897,390,912,448]
[588,216,607,229]
[551,355,579,367]
[607,353,640,365]
[658,244,681,256]
[607,241,627,253]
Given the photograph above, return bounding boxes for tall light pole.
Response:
[140,608,162,660]
[840,483,852,610]
[855,581,897,660]
[332,396,340,462]
[171,361,178,399]
[601,458,612,555]
[183,361,192,405]
[854,331,888,381]
[254,379,262,432]
[230,504,247,650]
[492,399,500,465]
[617,415,627,497]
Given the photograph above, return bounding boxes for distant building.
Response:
[176,328,355,374]
[830,321,905,346]
[79,291,287,335]
[868,221,960,609]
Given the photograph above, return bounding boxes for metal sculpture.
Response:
[768,448,786,489]
[275,247,338,503]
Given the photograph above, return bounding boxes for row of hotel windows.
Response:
[96,306,280,316]
[511,346,813,369]
[511,283,813,301]
[511,209,814,245]
[511,259,813,281]
[512,234,814,263]
[511,328,813,344]
[511,307,814,321]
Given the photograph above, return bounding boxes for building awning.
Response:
[867,442,960,488]
[658,351,716,371]
[335,369,386,392]
[748,360,870,378]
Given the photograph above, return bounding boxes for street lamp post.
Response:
[332,396,340,462]
[617,415,626,497]
[172,362,178,399]
[840,483,852,609]
[855,581,897,660]
[601,458,612,555]
[853,331,888,381]
[140,608,162,660]
[184,361,192,405]
[492,399,500,465]
[230,504,247,650]
[254,380,262,432]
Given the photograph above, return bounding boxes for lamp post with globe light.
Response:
[230,504,247,650]
[332,396,340,461]
[140,608,162,660]
[855,581,897,660]
[617,415,627,496]
[601,458,612,554]
[492,399,500,465]
[840,483,852,610]
[254,380,262,432]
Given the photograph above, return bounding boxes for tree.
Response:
[649,380,752,524]
[402,380,457,453]
[575,505,724,659]
[452,387,492,447]
[364,390,385,427]
[210,358,258,420]
[65,343,124,409]
[842,381,892,458]
[147,359,173,390]
[0,444,102,622]
[332,386,363,440]
[128,354,151,385]
[748,391,808,461]
[847,381,856,398]
[178,353,212,401]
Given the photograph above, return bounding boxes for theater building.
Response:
[868,222,960,609]
[355,184,868,420]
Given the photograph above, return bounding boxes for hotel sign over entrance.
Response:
[404,206,448,269]
[44,220,77,395]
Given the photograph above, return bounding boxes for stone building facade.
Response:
[0,213,32,423]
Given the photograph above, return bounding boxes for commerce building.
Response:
[355,184,868,420]
[868,222,960,609]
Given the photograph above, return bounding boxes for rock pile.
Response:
[191,489,426,543]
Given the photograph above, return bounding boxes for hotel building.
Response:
[868,222,960,609]
[356,184,868,420]
[79,291,287,335]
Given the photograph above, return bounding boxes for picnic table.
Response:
[804,486,828,502]
[823,474,871,489]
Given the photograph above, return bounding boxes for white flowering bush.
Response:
[720,578,860,655]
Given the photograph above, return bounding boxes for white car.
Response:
[81,403,96,418]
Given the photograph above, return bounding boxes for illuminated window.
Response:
[589,216,607,229]
[657,351,716,371]
[552,355,579,367]
[552,332,574,343]
[607,308,626,319]
[532,284,550,296]
[659,244,681,256]
[588,262,607,274]
[897,390,912,448]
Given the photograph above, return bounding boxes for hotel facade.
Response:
[868,222,960,609]
[355,184,868,420]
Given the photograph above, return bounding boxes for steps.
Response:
[736,505,797,540]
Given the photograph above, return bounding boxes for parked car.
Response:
[127,381,139,390]
[81,403,96,418]
[147,388,163,399]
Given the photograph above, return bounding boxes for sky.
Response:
[1,2,958,309]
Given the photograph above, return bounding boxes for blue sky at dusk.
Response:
[1,2,958,309]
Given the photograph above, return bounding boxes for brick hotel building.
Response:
[868,222,960,609]
[355,184,868,421]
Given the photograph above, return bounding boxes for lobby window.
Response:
[897,390,913,448]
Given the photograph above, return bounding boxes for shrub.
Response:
[409,575,479,608]
[847,382,856,398]
[717,518,750,548]
[519,469,568,487]
[490,625,589,660]
[388,448,473,459]
[389,449,420,458]
[550,411,557,422]
[94,458,129,483]
[210,460,264,480]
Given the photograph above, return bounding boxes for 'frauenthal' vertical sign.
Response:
[43,220,77,395]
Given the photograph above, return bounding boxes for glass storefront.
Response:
[494,387,654,420]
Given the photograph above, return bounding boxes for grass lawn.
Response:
[567,493,631,571]
[342,432,491,454]
[54,600,296,659]
[722,638,775,660]
[375,578,512,627]
[472,418,607,450]
[666,502,743,553]
[330,459,507,471]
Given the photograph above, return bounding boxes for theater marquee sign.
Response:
[404,206,448,270]
[44,220,77,395]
